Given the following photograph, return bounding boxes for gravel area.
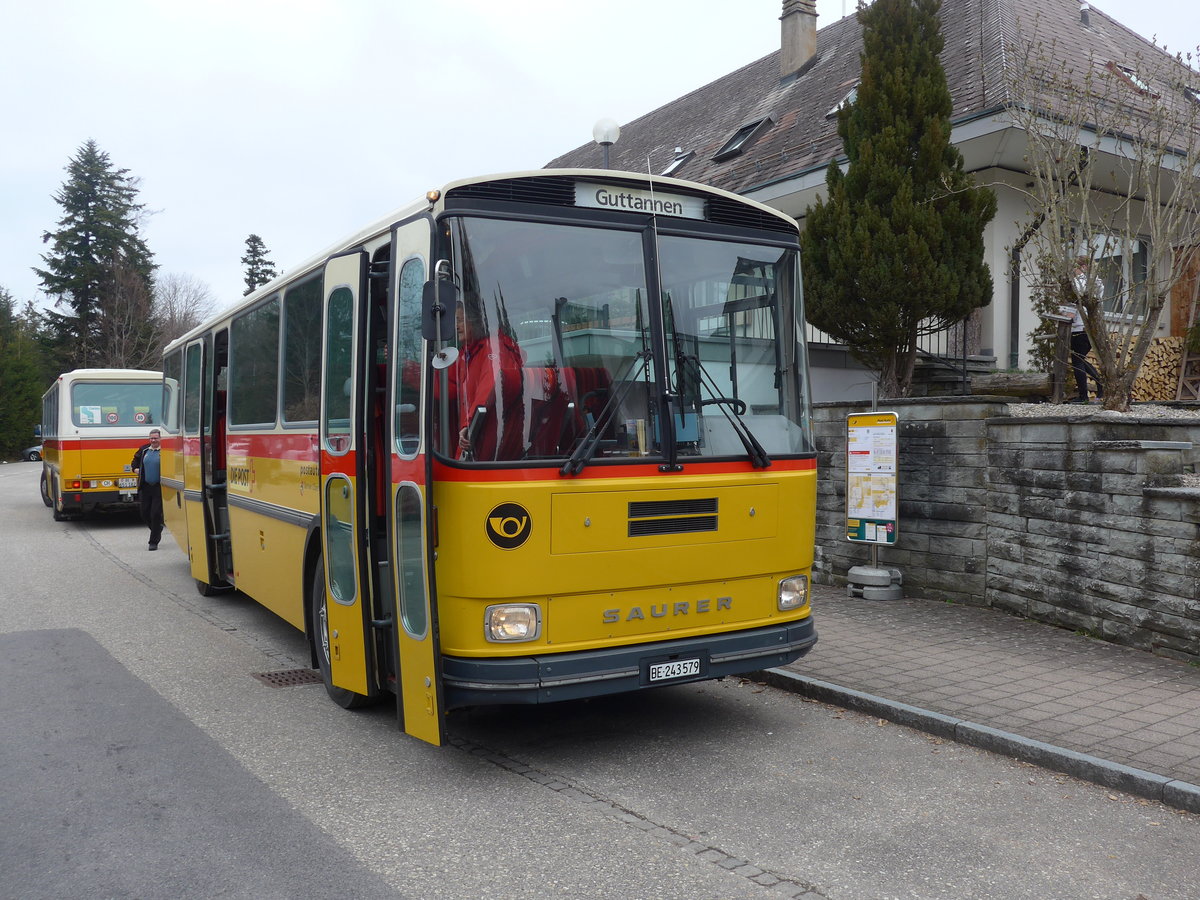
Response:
[1006,402,1200,419]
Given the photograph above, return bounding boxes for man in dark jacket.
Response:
[131,429,164,550]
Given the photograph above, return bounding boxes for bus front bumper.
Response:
[441,618,816,708]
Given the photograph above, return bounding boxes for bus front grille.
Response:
[628,498,718,537]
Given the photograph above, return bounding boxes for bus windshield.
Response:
[659,235,810,460]
[70,381,163,428]
[434,216,810,465]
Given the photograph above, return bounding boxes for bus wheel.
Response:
[196,579,218,597]
[309,554,372,710]
[40,470,52,508]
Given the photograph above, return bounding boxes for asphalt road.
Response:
[1,461,1196,900]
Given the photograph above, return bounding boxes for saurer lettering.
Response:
[603,596,731,624]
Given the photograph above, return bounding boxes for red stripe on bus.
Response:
[224,432,320,460]
[168,432,319,460]
[43,438,145,451]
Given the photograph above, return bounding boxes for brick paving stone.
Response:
[1130,750,1191,770]
[1095,698,1144,714]
[993,715,1051,729]
[1052,711,1108,727]
[1132,705,1186,724]
[1068,722,1135,740]
[1102,734,1165,754]
[1166,708,1200,723]
[1028,701,1078,716]
[986,696,1030,712]
[1149,720,1200,738]
[1016,692,1061,706]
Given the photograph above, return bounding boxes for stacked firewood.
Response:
[1102,336,1183,402]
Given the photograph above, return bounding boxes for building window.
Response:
[712,118,772,161]
[661,150,694,176]
[826,84,858,118]
[1107,62,1156,96]
[1080,231,1149,318]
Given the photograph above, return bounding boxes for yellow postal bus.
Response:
[162,169,817,745]
[40,368,165,520]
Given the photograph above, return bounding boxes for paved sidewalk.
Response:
[766,584,1200,813]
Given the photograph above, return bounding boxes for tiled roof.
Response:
[545,0,1198,194]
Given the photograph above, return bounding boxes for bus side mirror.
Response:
[33,424,42,438]
[422,277,459,342]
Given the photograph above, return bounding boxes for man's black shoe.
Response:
[148,543,157,551]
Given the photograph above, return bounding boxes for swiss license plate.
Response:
[648,658,701,682]
[118,477,137,489]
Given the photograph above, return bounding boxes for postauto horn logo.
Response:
[486,503,532,549]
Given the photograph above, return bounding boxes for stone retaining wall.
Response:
[812,399,1200,662]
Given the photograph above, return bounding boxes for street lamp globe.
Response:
[592,118,621,169]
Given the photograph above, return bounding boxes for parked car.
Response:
[22,445,42,462]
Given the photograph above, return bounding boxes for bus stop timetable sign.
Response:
[846,411,898,545]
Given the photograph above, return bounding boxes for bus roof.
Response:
[54,368,163,381]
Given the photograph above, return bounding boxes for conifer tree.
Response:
[35,140,157,370]
[801,0,996,397]
[241,234,278,296]
[0,287,47,459]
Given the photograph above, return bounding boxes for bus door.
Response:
[182,339,217,588]
[390,221,444,746]
[319,251,377,699]
[201,329,233,588]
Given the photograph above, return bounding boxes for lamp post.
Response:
[592,118,621,169]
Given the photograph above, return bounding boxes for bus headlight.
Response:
[778,575,809,611]
[484,603,542,642]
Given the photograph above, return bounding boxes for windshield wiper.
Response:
[676,351,771,468]
[560,350,651,476]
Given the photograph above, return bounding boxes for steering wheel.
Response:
[700,397,747,416]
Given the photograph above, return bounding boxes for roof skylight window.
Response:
[712,117,773,162]
[661,150,694,176]
[1107,62,1155,96]
[826,84,859,119]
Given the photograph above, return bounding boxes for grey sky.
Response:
[1,0,1193,315]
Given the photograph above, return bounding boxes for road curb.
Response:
[757,668,1200,815]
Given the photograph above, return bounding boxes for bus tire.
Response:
[40,470,53,508]
[310,553,372,710]
[196,578,218,596]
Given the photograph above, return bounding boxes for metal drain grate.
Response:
[251,668,323,688]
